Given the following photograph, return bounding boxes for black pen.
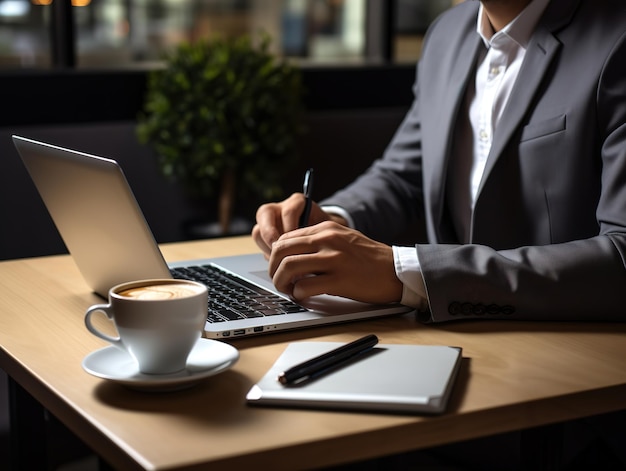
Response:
[298,168,314,228]
[278,334,379,385]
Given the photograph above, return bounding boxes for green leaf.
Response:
[136,32,305,202]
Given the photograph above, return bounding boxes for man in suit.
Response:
[252,0,626,323]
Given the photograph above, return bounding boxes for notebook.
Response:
[13,135,414,339]
[247,341,463,414]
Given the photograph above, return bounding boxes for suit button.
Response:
[501,305,515,315]
[461,303,473,315]
[473,304,486,315]
[448,302,462,315]
[487,304,500,315]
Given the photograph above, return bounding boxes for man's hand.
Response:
[268,221,403,304]
[252,193,333,257]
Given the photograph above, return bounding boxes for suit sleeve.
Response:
[419,29,626,323]
[319,70,426,245]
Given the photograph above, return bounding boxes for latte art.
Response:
[118,283,201,300]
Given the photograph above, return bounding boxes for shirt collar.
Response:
[476,0,551,48]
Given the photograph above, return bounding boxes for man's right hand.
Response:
[252,193,344,257]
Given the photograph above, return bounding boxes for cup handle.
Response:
[84,304,122,347]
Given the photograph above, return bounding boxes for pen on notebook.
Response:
[298,168,314,228]
[277,334,379,385]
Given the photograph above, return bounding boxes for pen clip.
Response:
[303,168,313,196]
[298,168,314,228]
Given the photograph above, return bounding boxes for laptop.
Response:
[13,135,414,339]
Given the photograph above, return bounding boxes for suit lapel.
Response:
[474,0,578,203]
[430,37,483,241]
[475,29,561,200]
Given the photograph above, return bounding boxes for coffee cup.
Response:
[84,279,208,375]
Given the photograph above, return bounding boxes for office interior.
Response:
[0,1,445,468]
[1,1,622,470]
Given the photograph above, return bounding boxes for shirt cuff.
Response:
[392,246,428,309]
[320,205,355,229]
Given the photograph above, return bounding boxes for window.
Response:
[393,0,452,63]
[0,0,50,67]
[0,0,453,69]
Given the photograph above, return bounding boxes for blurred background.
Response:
[0,0,455,68]
[1,2,458,468]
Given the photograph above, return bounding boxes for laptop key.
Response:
[213,308,244,321]
[207,313,227,323]
[171,264,308,321]
[284,305,307,313]
[257,308,284,316]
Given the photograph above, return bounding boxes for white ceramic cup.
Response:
[84,279,208,375]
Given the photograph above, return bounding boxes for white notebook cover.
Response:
[246,341,463,414]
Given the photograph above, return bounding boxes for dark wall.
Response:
[1,123,193,259]
[0,65,416,126]
[0,66,416,260]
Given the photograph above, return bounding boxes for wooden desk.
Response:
[1,236,625,470]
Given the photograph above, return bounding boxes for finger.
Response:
[271,251,324,295]
[292,273,334,300]
[280,193,307,233]
[255,204,284,249]
[276,219,338,243]
[268,233,319,278]
[251,224,272,257]
[269,221,345,277]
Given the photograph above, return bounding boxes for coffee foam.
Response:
[118,283,202,300]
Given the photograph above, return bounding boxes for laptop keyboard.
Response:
[170,264,307,324]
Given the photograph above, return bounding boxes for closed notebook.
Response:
[246,341,462,414]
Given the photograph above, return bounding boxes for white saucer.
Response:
[82,338,239,392]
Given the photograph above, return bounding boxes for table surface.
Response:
[1,236,625,470]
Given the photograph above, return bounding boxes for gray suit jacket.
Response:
[322,0,626,322]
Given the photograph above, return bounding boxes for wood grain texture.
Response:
[1,236,625,470]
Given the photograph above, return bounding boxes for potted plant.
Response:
[137,33,305,235]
